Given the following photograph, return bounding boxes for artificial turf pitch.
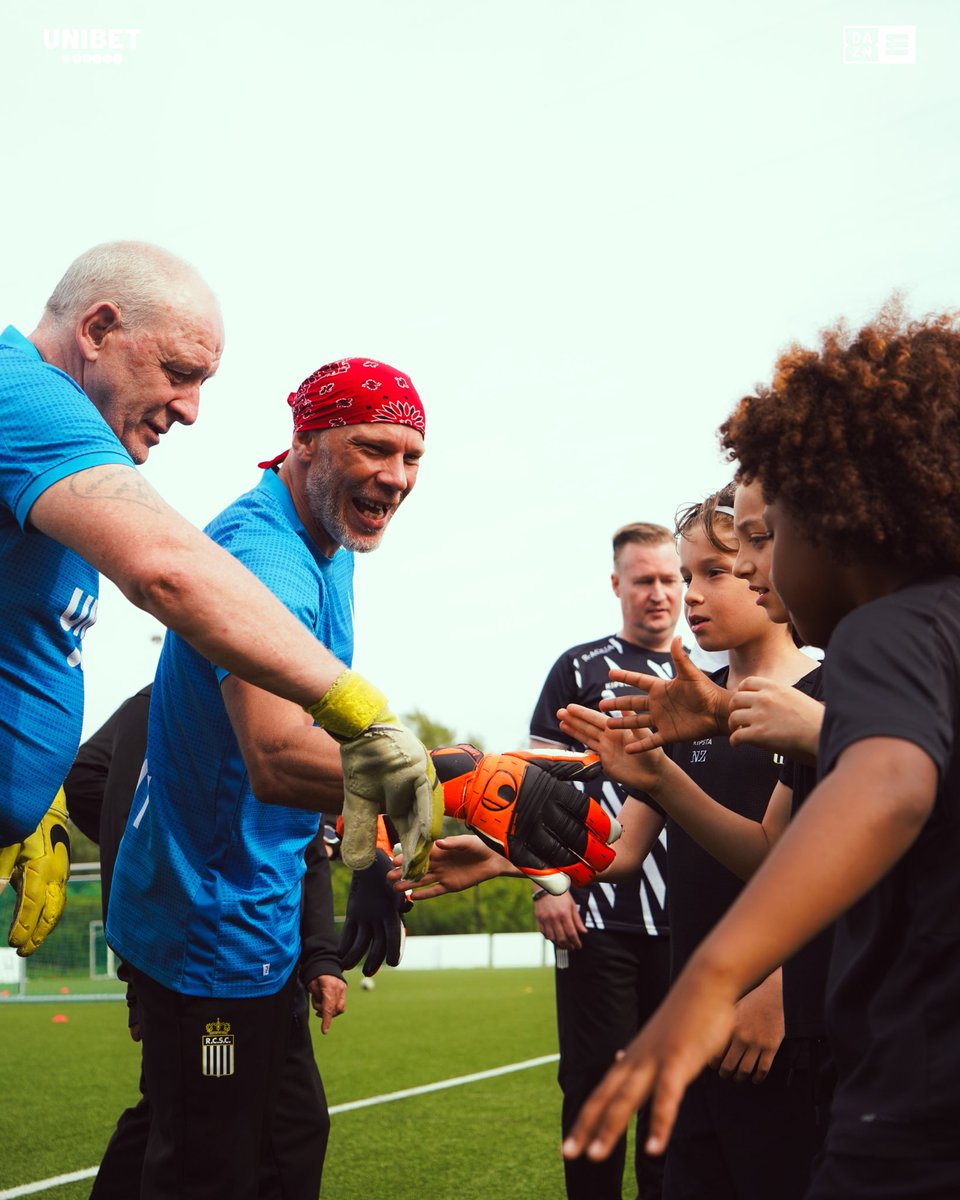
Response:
[0,966,584,1199]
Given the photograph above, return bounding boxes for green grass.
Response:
[2,971,127,999]
[0,967,573,1199]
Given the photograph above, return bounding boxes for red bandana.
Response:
[258,358,425,469]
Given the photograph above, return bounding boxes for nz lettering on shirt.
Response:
[689,738,782,767]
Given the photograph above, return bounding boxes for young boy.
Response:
[563,304,960,1199]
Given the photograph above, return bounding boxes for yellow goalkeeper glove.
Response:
[0,790,71,957]
[307,671,443,880]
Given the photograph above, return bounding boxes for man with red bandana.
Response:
[105,359,617,1199]
[105,358,431,1199]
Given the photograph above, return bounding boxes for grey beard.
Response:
[304,456,382,554]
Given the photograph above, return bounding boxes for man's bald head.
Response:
[43,241,218,332]
[31,242,224,464]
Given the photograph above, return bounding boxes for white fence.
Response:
[399,931,551,970]
[0,946,25,990]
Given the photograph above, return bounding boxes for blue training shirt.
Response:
[107,469,355,997]
[0,325,134,843]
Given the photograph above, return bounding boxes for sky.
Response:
[2,1,958,752]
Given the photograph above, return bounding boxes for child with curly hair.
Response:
[564,301,960,1200]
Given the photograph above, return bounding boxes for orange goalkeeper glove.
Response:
[430,746,619,895]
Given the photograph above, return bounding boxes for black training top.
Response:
[662,664,820,979]
[778,665,833,1040]
[819,576,960,1160]
[530,634,673,936]
[64,684,152,923]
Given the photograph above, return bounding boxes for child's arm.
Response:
[598,796,665,881]
[560,702,791,881]
[645,776,794,883]
[563,735,936,1162]
[388,834,523,899]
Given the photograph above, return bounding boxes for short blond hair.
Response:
[612,522,673,569]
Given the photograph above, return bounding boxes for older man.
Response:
[104,360,440,1198]
[0,244,442,951]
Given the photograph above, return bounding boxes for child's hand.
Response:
[562,959,738,1161]
[729,678,823,763]
[387,835,508,899]
[600,637,730,751]
[709,969,783,1083]
[558,704,668,796]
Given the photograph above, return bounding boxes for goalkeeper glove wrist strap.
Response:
[306,670,389,739]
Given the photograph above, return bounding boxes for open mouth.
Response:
[688,615,709,632]
[352,497,391,527]
[750,586,769,605]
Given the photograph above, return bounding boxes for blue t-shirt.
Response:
[0,326,134,842]
[107,469,355,997]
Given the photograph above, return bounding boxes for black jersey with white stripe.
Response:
[530,634,673,936]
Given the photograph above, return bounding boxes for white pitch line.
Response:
[0,1053,559,1198]
[0,1169,98,1199]
[328,1052,559,1113]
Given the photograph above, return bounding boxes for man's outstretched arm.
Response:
[26,466,443,876]
[31,467,347,705]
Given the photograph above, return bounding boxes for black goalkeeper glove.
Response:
[339,849,413,977]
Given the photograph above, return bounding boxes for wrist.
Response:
[490,848,525,881]
[685,943,750,1005]
[642,759,671,800]
[715,689,734,736]
[306,670,390,738]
